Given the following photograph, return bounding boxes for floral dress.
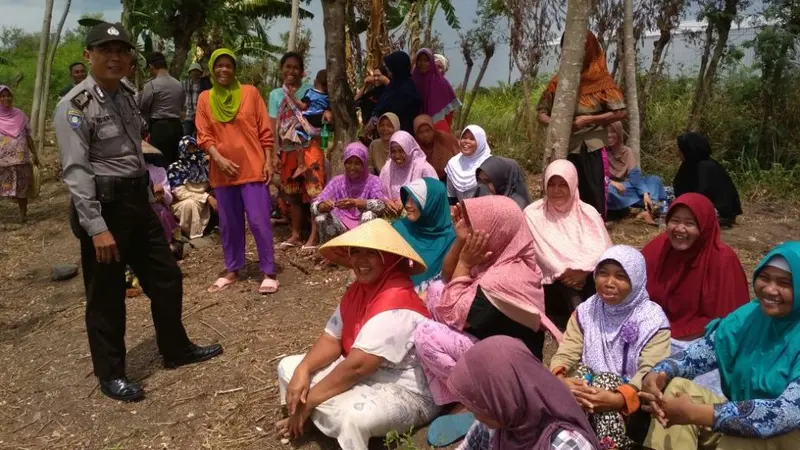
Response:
[0,125,32,198]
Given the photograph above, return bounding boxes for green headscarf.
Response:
[392,177,455,287]
[709,241,800,401]
[208,48,242,123]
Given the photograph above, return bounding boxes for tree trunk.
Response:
[37,0,71,150]
[642,28,671,109]
[611,27,624,84]
[459,43,494,131]
[322,0,358,176]
[30,0,54,140]
[622,0,641,164]
[288,0,300,50]
[168,13,205,78]
[512,53,539,147]
[408,2,421,57]
[367,0,388,70]
[348,0,363,85]
[543,0,591,164]
[687,0,738,131]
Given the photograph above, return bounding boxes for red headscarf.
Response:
[339,253,431,356]
[641,193,749,339]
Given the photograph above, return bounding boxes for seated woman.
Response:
[444,125,492,204]
[393,177,456,292]
[142,141,181,256]
[642,193,750,397]
[379,130,437,215]
[673,132,742,227]
[524,159,612,331]
[449,336,600,450]
[168,136,216,239]
[275,219,439,449]
[474,155,531,209]
[311,142,386,244]
[606,122,665,223]
[413,196,561,445]
[413,114,459,180]
[550,245,670,449]
[367,112,400,175]
[640,242,800,450]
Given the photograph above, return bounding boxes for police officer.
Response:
[54,22,223,402]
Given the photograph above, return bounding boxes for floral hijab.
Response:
[167,136,209,189]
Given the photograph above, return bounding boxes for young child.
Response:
[290,69,329,178]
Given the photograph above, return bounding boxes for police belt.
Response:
[95,174,151,203]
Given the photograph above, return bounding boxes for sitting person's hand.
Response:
[639,371,669,425]
[611,180,626,194]
[570,383,625,413]
[458,231,493,269]
[560,269,588,290]
[322,110,333,124]
[286,402,312,439]
[318,200,335,213]
[153,184,166,204]
[387,199,404,215]
[207,195,218,211]
[286,367,311,415]
[335,198,367,210]
[451,203,470,241]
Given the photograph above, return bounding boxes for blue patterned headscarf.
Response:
[167,136,209,189]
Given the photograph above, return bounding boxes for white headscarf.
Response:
[445,125,492,193]
[434,54,449,73]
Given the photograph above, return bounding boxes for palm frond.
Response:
[436,0,461,30]
[228,0,314,20]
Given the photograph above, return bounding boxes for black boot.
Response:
[99,377,144,402]
[163,343,223,369]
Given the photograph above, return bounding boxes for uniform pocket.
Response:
[97,123,122,140]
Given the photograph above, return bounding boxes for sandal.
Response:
[208,277,235,293]
[427,413,476,447]
[259,278,280,295]
[299,244,318,256]
[279,241,301,249]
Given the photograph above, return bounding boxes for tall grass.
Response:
[468,69,800,200]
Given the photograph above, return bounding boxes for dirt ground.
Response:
[1,167,798,450]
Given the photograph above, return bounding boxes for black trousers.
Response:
[567,146,607,219]
[544,279,596,332]
[70,177,190,380]
[466,289,545,359]
[149,118,183,165]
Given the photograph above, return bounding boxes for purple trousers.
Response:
[215,182,276,275]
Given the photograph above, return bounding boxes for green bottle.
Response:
[320,123,330,149]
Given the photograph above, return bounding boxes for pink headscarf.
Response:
[317,142,386,229]
[523,159,612,284]
[434,196,562,341]
[0,86,28,138]
[379,130,438,200]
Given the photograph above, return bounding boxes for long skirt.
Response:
[567,147,607,219]
[171,184,212,239]
[315,210,378,244]
[644,378,800,450]
[0,164,32,198]
[277,354,439,450]
[608,174,665,211]
[412,320,478,405]
[671,338,724,397]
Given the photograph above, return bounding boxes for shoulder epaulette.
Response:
[70,90,93,111]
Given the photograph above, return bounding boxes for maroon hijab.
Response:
[446,336,599,450]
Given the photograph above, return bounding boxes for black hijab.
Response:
[673,132,742,222]
[474,156,531,209]
[373,51,420,133]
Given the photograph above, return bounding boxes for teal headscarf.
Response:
[393,177,455,287]
[709,241,800,401]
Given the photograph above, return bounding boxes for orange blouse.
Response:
[195,85,274,188]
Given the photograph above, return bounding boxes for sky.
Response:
[0,0,764,86]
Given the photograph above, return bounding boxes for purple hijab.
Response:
[411,49,459,123]
[379,130,437,200]
[446,336,600,450]
[317,142,385,229]
[577,245,670,379]
[0,86,28,138]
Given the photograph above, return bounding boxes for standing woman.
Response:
[195,48,279,295]
[444,125,492,204]
[525,160,612,331]
[412,49,460,132]
[369,51,421,134]
[268,52,328,250]
[537,30,627,219]
[0,85,38,222]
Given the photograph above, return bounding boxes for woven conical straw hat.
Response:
[319,219,427,275]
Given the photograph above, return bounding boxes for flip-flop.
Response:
[259,278,280,295]
[427,413,475,447]
[300,245,318,256]
[279,241,301,249]
[207,277,235,293]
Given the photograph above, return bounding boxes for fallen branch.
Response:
[214,387,244,396]
[199,320,226,339]
[169,392,206,409]
[12,417,38,434]
[266,353,287,364]
[287,259,311,275]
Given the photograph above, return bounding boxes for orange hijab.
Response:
[544,31,624,108]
